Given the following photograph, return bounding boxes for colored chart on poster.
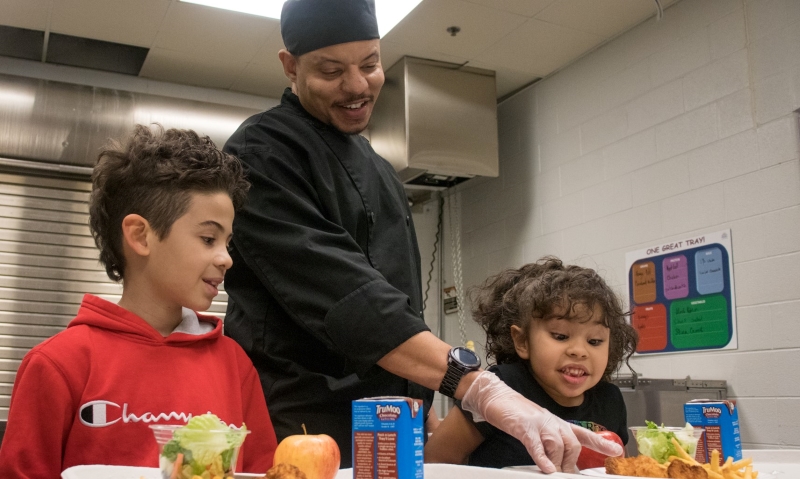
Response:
[663,255,688,299]
[670,295,729,349]
[632,304,668,352]
[625,230,737,355]
[632,261,657,303]
[695,247,724,294]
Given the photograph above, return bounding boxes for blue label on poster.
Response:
[695,247,724,295]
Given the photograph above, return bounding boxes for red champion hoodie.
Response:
[0,294,277,478]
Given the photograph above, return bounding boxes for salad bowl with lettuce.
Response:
[630,421,704,464]
[150,414,249,479]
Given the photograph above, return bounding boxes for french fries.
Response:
[605,439,758,479]
[667,438,757,479]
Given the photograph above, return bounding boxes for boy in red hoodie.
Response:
[0,125,278,477]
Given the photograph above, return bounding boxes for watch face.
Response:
[453,347,480,368]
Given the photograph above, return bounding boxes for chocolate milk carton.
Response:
[352,397,424,479]
[684,399,742,465]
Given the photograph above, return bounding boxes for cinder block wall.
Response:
[452,0,800,448]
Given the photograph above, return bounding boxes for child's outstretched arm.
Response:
[424,405,484,464]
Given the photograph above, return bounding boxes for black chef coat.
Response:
[223,89,433,467]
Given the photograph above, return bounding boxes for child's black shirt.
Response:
[456,362,628,469]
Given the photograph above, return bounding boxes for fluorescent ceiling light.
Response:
[375,0,423,37]
[180,0,423,37]
[181,0,284,19]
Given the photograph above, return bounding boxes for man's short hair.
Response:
[89,124,250,282]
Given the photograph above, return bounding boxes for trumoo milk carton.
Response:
[684,399,742,465]
[352,397,424,479]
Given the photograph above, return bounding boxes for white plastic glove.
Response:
[461,370,623,474]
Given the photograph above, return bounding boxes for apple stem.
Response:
[302,423,307,435]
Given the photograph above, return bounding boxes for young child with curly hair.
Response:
[0,125,277,477]
[425,256,638,468]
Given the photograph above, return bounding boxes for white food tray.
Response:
[61,450,800,479]
[60,463,580,479]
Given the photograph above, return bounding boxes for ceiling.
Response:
[1,0,678,100]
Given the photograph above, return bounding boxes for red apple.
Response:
[576,430,624,470]
[272,425,340,479]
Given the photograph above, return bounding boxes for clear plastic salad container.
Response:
[150,414,250,479]
[630,421,704,464]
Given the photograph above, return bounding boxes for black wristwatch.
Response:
[438,346,481,398]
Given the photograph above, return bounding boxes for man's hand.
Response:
[460,370,623,473]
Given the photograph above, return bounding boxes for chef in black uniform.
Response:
[223,0,623,472]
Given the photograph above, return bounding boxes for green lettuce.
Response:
[160,414,248,478]
[635,421,699,464]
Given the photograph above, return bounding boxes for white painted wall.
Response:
[441,0,800,448]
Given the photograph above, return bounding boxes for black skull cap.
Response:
[281,0,380,56]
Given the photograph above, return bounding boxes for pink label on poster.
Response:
[662,254,688,299]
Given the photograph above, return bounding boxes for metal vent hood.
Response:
[369,57,499,189]
[0,73,260,170]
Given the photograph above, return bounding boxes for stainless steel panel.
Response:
[0,229,95,249]
[0,196,87,217]
[0,73,260,167]
[0,311,73,327]
[0,157,93,177]
[0,335,42,349]
[0,264,109,283]
[0,275,120,295]
[0,287,88,305]
[0,240,98,260]
[0,180,90,203]
[0,204,88,224]
[0,359,21,370]
[370,57,499,184]
[0,216,92,236]
[0,322,68,337]
[0,347,28,360]
[0,251,101,271]
[0,298,82,315]
[0,171,92,191]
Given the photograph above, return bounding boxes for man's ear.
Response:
[510,325,530,360]
[278,49,298,84]
[121,214,152,257]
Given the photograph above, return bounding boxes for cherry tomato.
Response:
[576,430,625,470]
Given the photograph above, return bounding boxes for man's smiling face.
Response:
[282,39,384,134]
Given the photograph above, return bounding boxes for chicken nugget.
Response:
[605,455,669,478]
[264,463,308,479]
[667,459,708,479]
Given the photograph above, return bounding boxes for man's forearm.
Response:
[376,331,481,399]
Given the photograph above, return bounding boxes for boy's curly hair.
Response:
[469,256,638,380]
[89,124,250,282]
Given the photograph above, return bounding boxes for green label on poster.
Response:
[670,295,729,349]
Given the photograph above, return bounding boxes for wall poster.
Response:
[625,229,737,355]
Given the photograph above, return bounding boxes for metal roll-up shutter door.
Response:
[0,170,229,421]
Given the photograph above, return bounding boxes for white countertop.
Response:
[333,449,800,479]
[61,449,800,479]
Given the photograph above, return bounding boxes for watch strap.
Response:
[438,361,465,398]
